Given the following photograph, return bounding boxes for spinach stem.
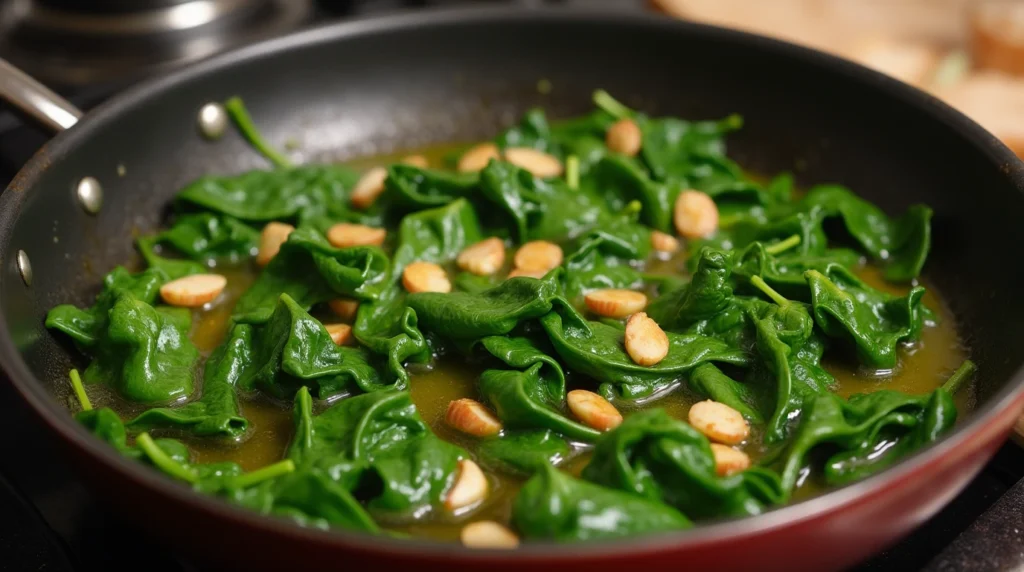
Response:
[942,359,977,395]
[765,234,801,255]
[717,214,741,229]
[69,369,92,412]
[750,275,789,306]
[566,155,580,190]
[136,433,198,484]
[231,459,296,489]
[592,89,632,119]
[224,96,292,169]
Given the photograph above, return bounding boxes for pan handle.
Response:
[0,58,81,133]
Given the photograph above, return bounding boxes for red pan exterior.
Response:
[58,391,1024,571]
[1,8,1023,572]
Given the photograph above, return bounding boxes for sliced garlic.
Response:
[159,274,227,308]
[349,166,389,209]
[325,323,353,346]
[606,118,642,156]
[458,143,501,173]
[328,298,360,322]
[583,289,648,319]
[688,400,750,445]
[445,398,503,437]
[513,240,563,273]
[504,147,563,178]
[624,312,669,366]
[257,221,294,266]
[402,261,451,293]
[457,237,506,276]
[650,230,680,254]
[674,190,719,239]
[461,521,520,549]
[710,443,751,477]
[326,223,386,248]
[445,459,488,511]
[567,389,623,432]
[401,154,429,168]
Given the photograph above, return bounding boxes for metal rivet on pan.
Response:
[76,176,102,215]
[198,102,227,140]
[17,250,32,286]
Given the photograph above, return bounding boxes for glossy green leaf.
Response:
[477,334,599,442]
[176,165,361,223]
[408,271,562,340]
[127,324,250,437]
[477,431,571,477]
[148,213,259,263]
[237,294,385,399]
[478,160,609,243]
[288,387,466,514]
[582,410,784,520]
[805,269,926,369]
[82,294,198,405]
[560,206,650,300]
[382,164,478,209]
[746,298,834,443]
[512,463,691,541]
[45,266,166,348]
[233,226,390,324]
[777,388,956,491]
[540,303,749,400]
[792,185,932,282]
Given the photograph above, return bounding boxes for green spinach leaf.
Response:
[512,463,691,541]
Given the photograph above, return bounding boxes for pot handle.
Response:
[0,58,81,133]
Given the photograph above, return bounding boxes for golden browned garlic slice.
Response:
[159,274,227,308]
[583,289,648,319]
[567,389,623,431]
[328,298,360,322]
[401,154,429,168]
[401,261,451,293]
[513,240,563,273]
[326,223,387,248]
[688,400,750,445]
[650,230,680,254]
[710,443,751,477]
[504,147,564,178]
[624,312,669,366]
[349,166,389,209]
[445,398,503,437]
[606,118,642,156]
[674,190,719,239]
[257,221,294,266]
[461,521,520,549]
[324,323,353,346]
[457,237,506,276]
[507,268,548,280]
[458,143,501,173]
[444,459,488,511]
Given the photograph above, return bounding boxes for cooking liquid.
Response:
[101,147,972,542]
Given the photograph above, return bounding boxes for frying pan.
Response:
[0,7,1022,571]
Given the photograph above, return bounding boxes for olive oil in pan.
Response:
[100,149,970,541]
[136,257,966,540]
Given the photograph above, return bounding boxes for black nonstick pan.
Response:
[0,7,1023,572]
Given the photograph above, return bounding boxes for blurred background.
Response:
[0,2,1023,571]
[0,0,1020,156]
[652,0,1024,157]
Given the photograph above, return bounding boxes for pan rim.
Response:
[1,4,1023,561]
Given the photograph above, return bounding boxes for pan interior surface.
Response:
[1,8,1023,559]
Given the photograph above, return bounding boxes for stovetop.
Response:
[0,1,1022,571]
